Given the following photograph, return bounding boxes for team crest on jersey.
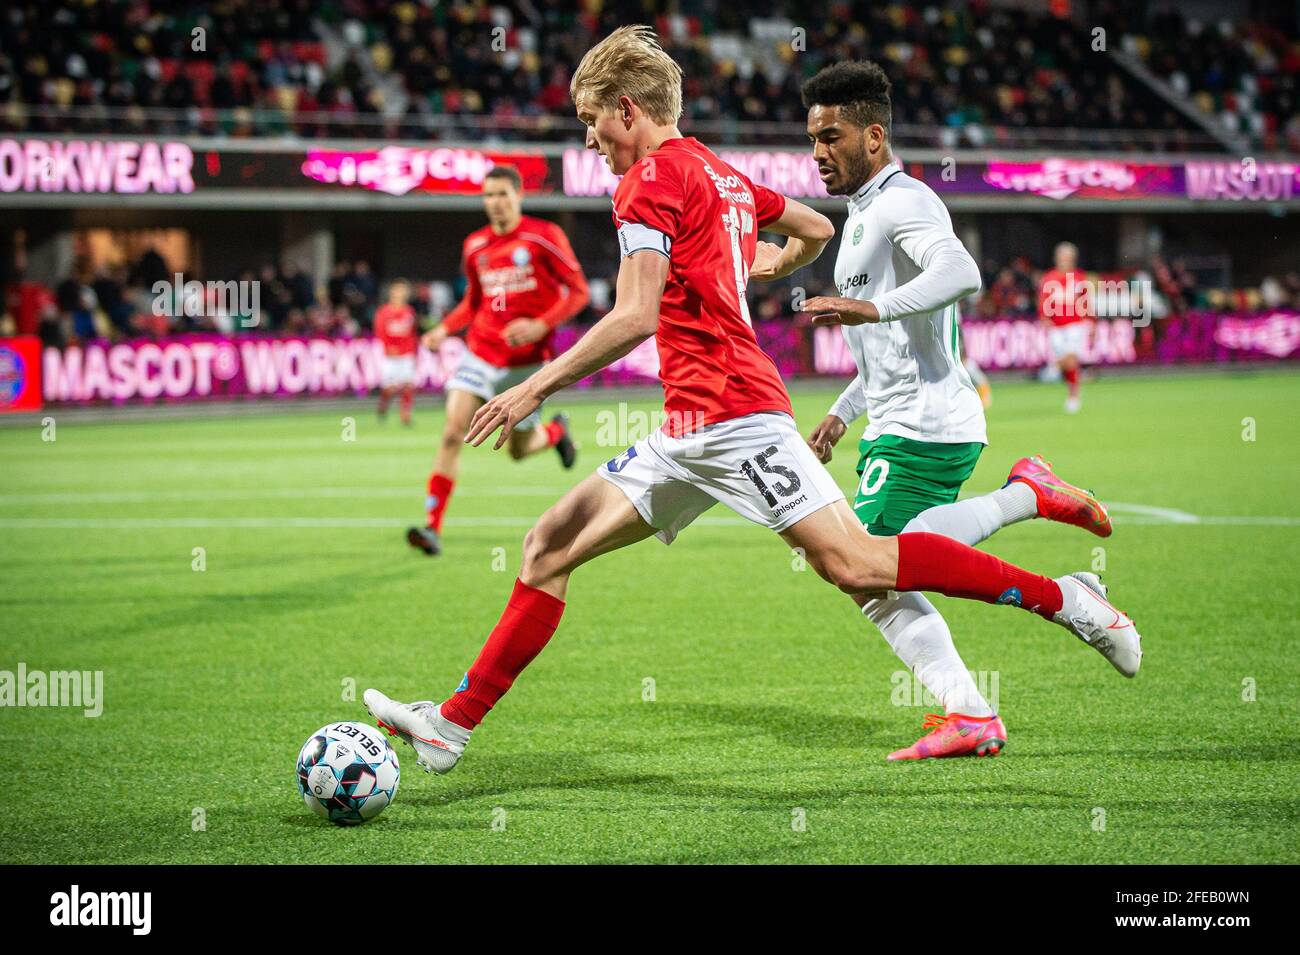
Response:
[606,447,637,472]
[852,224,864,245]
[512,246,531,267]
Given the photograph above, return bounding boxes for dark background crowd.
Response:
[7,244,1299,348]
[1,0,1296,151]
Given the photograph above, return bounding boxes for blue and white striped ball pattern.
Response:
[296,721,399,826]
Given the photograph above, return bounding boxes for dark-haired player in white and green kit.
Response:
[796,61,1117,760]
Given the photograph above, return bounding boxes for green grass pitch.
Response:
[2,369,1298,864]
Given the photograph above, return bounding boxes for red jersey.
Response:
[374,302,418,356]
[1039,268,1091,327]
[442,215,589,367]
[5,281,55,336]
[612,137,790,436]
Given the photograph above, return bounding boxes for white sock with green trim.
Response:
[904,482,1038,547]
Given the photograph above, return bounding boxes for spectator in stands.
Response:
[55,268,97,341]
[343,260,377,323]
[0,0,1279,150]
[281,261,315,310]
[92,265,133,335]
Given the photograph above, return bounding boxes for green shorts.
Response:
[852,434,984,535]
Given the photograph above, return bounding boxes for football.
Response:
[296,721,400,826]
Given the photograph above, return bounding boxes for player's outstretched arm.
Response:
[465,251,668,449]
[424,250,482,348]
[803,190,980,326]
[749,197,834,282]
[807,372,868,462]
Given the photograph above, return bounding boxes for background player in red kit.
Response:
[374,278,419,426]
[1039,241,1092,413]
[367,27,1141,775]
[408,164,589,556]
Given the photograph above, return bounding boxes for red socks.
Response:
[431,541,1059,731]
[895,533,1063,619]
[1064,365,1080,397]
[441,579,565,729]
[426,473,454,532]
[543,419,564,447]
[399,388,413,424]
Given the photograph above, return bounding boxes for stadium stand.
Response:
[2,0,1293,151]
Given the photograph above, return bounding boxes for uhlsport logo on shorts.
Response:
[606,447,638,472]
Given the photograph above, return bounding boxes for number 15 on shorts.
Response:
[740,445,802,507]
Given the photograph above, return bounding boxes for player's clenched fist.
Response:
[800,296,880,325]
[807,413,847,463]
[503,318,549,347]
[465,381,544,450]
[748,241,785,282]
[421,325,449,351]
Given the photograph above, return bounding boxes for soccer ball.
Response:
[296,720,400,826]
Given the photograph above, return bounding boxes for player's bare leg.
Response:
[370,474,655,772]
[514,470,658,598]
[1061,352,1081,413]
[779,499,897,595]
[408,388,483,555]
[507,411,578,469]
[433,388,482,480]
[398,382,414,426]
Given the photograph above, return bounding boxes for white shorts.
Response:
[446,349,544,430]
[1048,322,1089,360]
[380,355,416,387]
[598,412,845,545]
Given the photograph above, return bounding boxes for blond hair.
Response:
[570,25,683,125]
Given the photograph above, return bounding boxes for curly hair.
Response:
[801,61,893,136]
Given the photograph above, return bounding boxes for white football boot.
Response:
[1052,572,1143,678]
[363,688,470,774]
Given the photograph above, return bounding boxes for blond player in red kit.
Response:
[374,279,419,426]
[369,27,1142,774]
[408,164,589,556]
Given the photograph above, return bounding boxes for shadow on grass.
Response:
[1010,740,1299,763]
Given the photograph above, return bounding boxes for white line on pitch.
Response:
[0,486,571,505]
[0,515,1298,530]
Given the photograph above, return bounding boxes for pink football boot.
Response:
[1006,455,1112,538]
[887,713,1007,761]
